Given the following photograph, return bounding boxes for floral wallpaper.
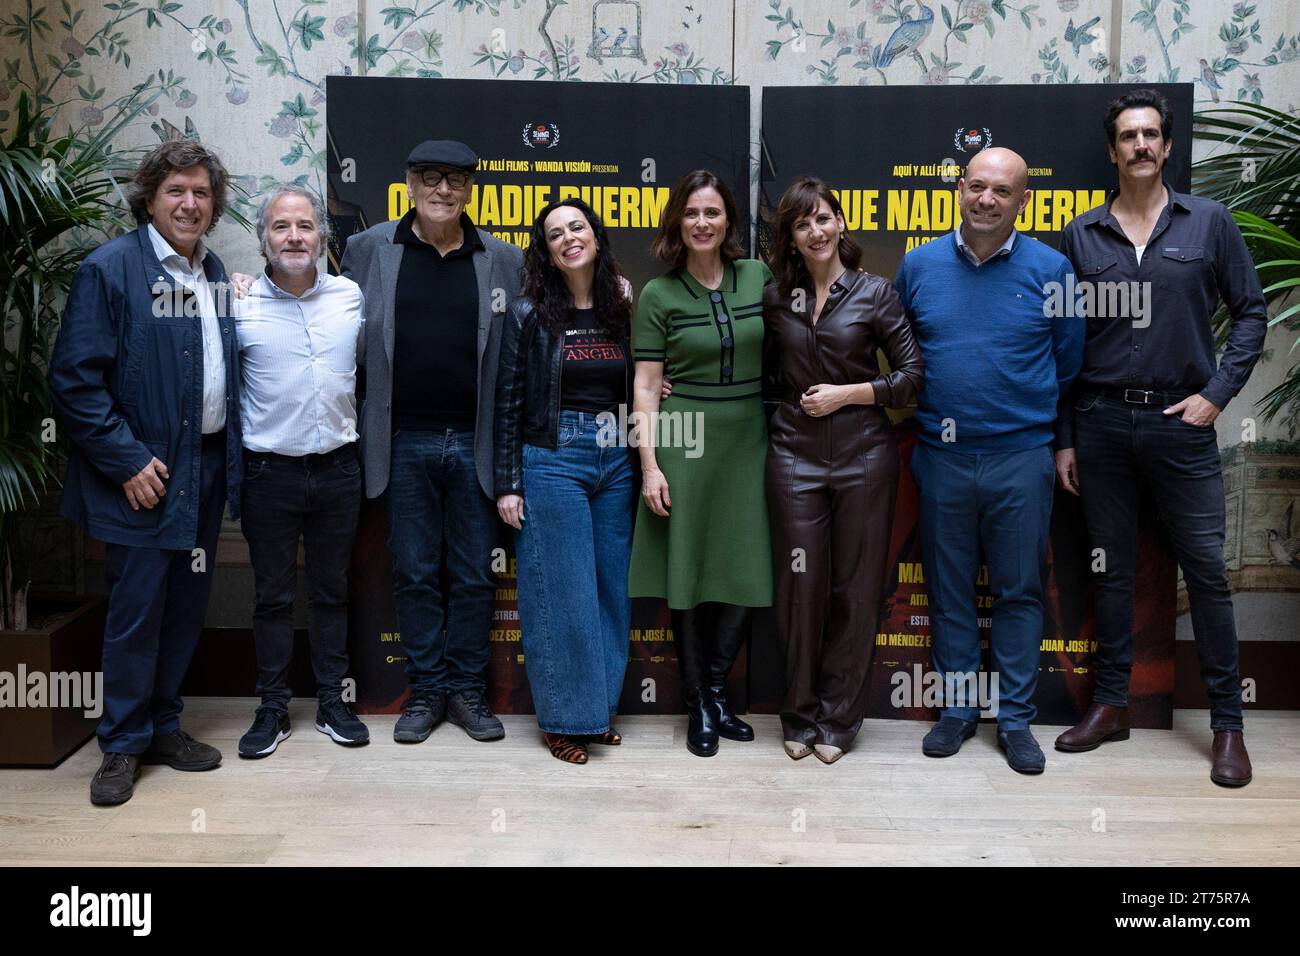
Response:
[3,1,1296,231]
[1,0,1297,434]
[2,0,1297,603]
[3,1,1295,235]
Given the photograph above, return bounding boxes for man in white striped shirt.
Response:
[233,183,369,757]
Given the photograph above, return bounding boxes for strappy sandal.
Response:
[587,726,622,746]
[543,732,588,764]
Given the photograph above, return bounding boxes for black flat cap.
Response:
[405,139,478,172]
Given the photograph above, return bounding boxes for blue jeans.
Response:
[99,437,226,753]
[514,411,635,734]
[387,429,498,697]
[241,446,362,710]
[912,441,1054,731]
[1073,393,1242,730]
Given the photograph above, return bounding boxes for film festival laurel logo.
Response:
[521,122,561,149]
[953,125,993,153]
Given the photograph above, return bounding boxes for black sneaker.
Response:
[239,706,291,758]
[90,753,141,806]
[142,729,222,771]
[393,693,446,743]
[921,716,978,757]
[315,699,370,746]
[447,689,505,741]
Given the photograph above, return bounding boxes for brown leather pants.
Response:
[766,404,899,749]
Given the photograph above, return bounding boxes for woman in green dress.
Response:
[628,169,773,758]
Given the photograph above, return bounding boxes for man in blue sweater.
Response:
[895,146,1084,774]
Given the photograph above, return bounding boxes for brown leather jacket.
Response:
[763,269,924,459]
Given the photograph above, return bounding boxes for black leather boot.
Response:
[672,607,719,757]
[708,604,755,742]
[684,689,719,757]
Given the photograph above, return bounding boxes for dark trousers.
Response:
[912,441,1054,731]
[240,445,362,711]
[99,438,226,754]
[387,429,497,697]
[768,427,899,750]
[1073,394,1242,730]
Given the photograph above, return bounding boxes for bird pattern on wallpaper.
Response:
[878,3,935,70]
[1065,16,1102,58]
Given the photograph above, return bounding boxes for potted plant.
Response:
[1194,101,1300,434]
[0,90,147,764]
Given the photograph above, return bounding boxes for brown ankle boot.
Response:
[1055,702,1130,752]
[1210,730,1252,787]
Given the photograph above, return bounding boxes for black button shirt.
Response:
[392,210,483,431]
[1056,185,1267,447]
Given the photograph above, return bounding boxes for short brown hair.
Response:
[769,176,862,296]
[125,140,229,232]
[651,169,746,268]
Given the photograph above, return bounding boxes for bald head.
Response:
[957,146,1032,254]
[965,147,1029,193]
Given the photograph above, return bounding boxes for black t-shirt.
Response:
[560,308,625,415]
[391,211,482,431]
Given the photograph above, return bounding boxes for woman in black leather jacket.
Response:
[493,198,636,764]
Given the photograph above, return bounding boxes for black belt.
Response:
[201,428,226,448]
[243,444,358,465]
[1091,386,1195,406]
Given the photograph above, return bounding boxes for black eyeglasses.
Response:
[415,167,471,189]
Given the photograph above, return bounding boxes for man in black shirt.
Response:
[1053,89,1267,786]
[342,140,523,743]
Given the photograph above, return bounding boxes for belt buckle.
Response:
[1123,388,1155,405]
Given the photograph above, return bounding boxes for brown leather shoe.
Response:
[1210,730,1252,787]
[1054,702,1130,752]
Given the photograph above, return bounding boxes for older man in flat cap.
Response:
[342,140,523,743]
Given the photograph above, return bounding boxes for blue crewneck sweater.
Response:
[895,232,1083,453]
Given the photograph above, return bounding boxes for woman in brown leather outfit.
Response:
[763,177,925,763]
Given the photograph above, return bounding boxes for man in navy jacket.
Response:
[50,140,243,806]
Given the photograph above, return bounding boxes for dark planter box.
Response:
[0,595,105,767]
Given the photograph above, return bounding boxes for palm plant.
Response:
[1193,101,1300,435]
[0,90,150,629]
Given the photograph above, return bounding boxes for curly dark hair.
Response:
[650,169,746,268]
[523,197,632,339]
[768,176,862,297]
[125,140,229,232]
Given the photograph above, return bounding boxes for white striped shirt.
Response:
[235,269,365,456]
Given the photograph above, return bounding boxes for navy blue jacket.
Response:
[50,224,243,549]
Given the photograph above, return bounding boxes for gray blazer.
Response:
[340,218,524,499]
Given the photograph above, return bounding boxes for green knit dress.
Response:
[628,258,774,610]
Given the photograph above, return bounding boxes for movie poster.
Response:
[327,77,750,714]
[756,83,1193,727]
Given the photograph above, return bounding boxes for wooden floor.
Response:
[2,700,1298,866]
